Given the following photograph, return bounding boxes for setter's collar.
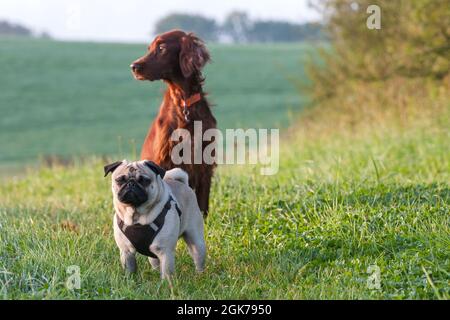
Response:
[181,93,202,108]
[167,84,203,122]
[179,93,202,122]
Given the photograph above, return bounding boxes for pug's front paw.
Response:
[121,252,137,273]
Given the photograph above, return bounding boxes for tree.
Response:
[310,0,449,81]
[154,14,219,42]
[0,20,32,37]
[248,20,323,43]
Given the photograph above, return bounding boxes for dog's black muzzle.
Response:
[118,180,148,207]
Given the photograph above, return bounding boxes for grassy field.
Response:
[0,88,448,299]
[0,38,309,166]
[0,38,449,299]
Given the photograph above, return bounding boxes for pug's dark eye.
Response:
[115,176,127,185]
[138,176,151,186]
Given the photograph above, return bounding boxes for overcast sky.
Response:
[0,0,321,43]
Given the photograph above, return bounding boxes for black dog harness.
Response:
[116,195,182,258]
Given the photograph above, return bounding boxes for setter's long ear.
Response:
[104,161,123,177]
[179,33,210,78]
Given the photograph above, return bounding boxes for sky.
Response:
[0,0,321,43]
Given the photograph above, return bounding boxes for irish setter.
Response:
[130,30,216,216]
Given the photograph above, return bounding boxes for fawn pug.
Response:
[104,160,206,279]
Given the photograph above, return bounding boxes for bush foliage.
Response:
[307,0,450,101]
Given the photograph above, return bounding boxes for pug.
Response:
[104,160,206,280]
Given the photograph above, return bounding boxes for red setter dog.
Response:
[130,30,216,216]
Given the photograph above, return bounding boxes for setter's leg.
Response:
[195,167,212,217]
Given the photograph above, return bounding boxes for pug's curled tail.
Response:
[164,168,189,185]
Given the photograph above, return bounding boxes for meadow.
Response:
[0,38,449,299]
[0,38,309,167]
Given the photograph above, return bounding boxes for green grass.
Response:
[0,38,309,165]
[0,37,448,300]
[1,104,448,299]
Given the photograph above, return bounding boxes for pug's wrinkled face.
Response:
[108,160,164,225]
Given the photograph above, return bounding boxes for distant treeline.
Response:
[0,20,50,38]
[154,11,325,43]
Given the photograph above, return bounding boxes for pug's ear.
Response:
[144,161,166,178]
[104,161,123,177]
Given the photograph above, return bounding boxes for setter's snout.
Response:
[130,63,141,73]
[130,62,147,80]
